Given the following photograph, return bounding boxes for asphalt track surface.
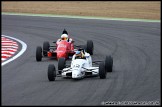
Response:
[2,15,160,105]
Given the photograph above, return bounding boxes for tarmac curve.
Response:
[1,15,160,106]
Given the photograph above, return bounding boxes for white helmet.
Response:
[61,34,68,40]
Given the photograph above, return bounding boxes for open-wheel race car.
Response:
[36,29,94,61]
[47,49,113,81]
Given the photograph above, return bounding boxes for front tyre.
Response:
[86,40,94,55]
[36,46,42,61]
[48,64,56,81]
[99,62,106,79]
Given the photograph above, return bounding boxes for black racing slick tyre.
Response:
[86,40,94,55]
[99,62,106,79]
[58,58,66,74]
[105,56,113,72]
[36,46,42,61]
[43,41,50,56]
[48,64,56,81]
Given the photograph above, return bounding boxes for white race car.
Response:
[47,50,113,81]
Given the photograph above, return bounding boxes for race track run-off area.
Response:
[1,14,160,106]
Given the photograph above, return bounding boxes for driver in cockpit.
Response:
[75,48,86,59]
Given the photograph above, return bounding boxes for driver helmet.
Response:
[75,51,81,55]
[78,48,85,54]
[75,51,82,57]
[61,34,68,40]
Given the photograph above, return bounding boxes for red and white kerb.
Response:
[1,36,19,62]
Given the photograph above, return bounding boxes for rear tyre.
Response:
[48,64,56,81]
[36,46,42,61]
[105,56,113,72]
[86,40,94,55]
[58,58,66,74]
[99,62,106,79]
[43,41,50,56]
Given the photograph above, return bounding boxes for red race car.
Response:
[36,29,94,61]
